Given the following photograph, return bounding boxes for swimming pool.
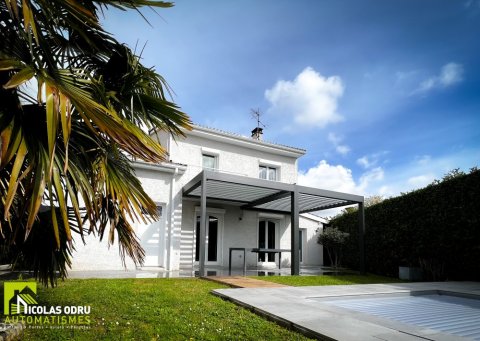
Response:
[214,282,480,340]
[321,292,480,340]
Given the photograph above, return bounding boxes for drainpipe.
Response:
[166,167,178,271]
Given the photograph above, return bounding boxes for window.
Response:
[202,154,217,170]
[146,205,163,222]
[259,165,277,181]
[299,229,305,263]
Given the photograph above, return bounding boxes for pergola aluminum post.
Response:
[199,171,207,277]
[291,189,300,275]
[358,202,366,275]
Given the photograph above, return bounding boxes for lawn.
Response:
[17,278,312,341]
[4,274,400,340]
[252,274,401,286]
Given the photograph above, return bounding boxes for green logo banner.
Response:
[3,282,38,315]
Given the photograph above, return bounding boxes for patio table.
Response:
[250,248,291,270]
[228,248,291,275]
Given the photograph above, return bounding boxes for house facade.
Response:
[71,125,328,272]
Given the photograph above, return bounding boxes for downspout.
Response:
[166,167,178,271]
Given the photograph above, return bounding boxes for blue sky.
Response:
[103,0,480,197]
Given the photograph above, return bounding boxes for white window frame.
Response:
[201,147,220,171]
[257,218,280,264]
[202,154,217,171]
[259,165,278,181]
[193,207,225,265]
[259,159,281,181]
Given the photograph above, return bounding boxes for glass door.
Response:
[258,220,276,262]
[195,215,219,263]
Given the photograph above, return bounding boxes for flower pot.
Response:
[399,266,423,281]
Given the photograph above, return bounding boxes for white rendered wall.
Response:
[160,132,299,185]
[70,167,174,271]
[299,215,324,265]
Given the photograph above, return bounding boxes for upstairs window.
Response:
[202,154,217,170]
[259,165,277,181]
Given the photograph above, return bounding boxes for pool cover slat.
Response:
[324,294,480,340]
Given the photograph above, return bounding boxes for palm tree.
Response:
[0,0,191,285]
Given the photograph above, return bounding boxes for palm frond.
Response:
[0,0,191,286]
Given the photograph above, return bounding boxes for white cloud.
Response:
[358,167,384,191]
[415,155,431,166]
[378,185,393,196]
[407,174,436,189]
[356,151,389,169]
[299,149,479,215]
[357,156,372,169]
[265,67,344,128]
[335,145,351,155]
[439,63,464,86]
[298,160,384,196]
[298,160,358,193]
[417,62,464,93]
[327,132,341,145]
[395,70,418,82]
[327,132,350,155]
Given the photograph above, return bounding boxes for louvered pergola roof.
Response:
[183,170,365,277]
[183,170,363,213]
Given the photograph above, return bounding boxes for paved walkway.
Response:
[213,282,480,340]
[203,276,289,288]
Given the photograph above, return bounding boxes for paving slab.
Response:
[212,282,480,341]
[203,276,289,288]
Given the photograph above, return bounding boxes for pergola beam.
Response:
[299,201,357,214]
[198,171,207,277]
[296,184,364,203]
[291,189,300,275]
[182,172,203,196]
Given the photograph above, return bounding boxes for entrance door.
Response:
[195,215,220,264]
[258,220,276,262]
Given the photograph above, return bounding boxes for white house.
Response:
[71,125,365,275]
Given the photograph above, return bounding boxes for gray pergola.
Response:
[183,170,365,277]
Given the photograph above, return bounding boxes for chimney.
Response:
[251,127,263,140]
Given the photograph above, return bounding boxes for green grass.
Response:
[3,274,400,340]
[252,274,401,286]
[17,278,312,340]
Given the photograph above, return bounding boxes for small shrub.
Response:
[317,227,349,268]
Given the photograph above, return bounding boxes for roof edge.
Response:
[300,212,328,224]
[185,124,306,158]
[132,160,187,174]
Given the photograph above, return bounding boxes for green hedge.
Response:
[331,169,480,280]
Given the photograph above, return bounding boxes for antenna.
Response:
[250,108,266,140]
[250,108,266,130]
